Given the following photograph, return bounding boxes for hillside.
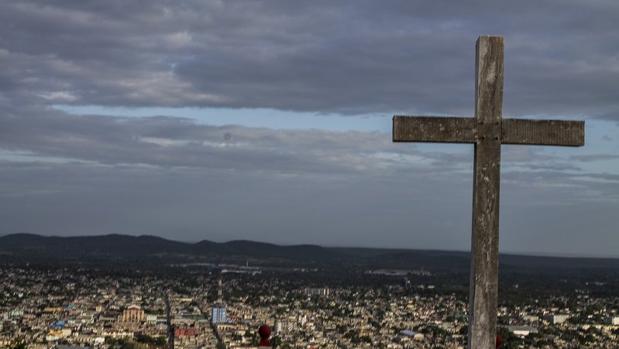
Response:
[2,233,619,272]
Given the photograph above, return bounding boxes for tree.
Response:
[271,335,282,348]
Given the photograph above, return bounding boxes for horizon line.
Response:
[3,232,618,260]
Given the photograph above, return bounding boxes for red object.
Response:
[175,327,197,337]
[496,335,502,348]
[258,324,271,346]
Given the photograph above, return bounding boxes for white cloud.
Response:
[38,91,78,102]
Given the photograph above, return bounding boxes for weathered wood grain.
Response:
[392,116,477,143]
[502,119,584,146]
[468,35,503,349]
[391,35,585,349]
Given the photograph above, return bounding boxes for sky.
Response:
[1,1,619,257]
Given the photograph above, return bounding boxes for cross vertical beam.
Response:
[392,35,584,349]
[468,36,503,349]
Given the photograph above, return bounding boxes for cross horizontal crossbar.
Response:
[393,116,584,147]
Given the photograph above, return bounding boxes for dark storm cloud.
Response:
[1,0,618,117]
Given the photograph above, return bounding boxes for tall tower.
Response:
[217,278,223,305]
[211,277,227,324]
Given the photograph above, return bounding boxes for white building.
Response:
[552,314,570,324]
[508,326,538,337]
[212,306,227,324]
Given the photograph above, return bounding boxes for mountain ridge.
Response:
[2,233,619,272]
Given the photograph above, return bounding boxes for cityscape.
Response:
[1,234,619,348]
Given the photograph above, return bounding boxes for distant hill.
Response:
[0,233,337,265]
[1,233,619,272]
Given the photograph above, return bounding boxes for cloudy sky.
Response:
[1,0,618,257]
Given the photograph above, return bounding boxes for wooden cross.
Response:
[392,36,584,349]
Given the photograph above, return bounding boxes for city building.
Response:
[552,314,570,325]
[212,306,227,324]
[304,288,330,297]
[120,304,145,322]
